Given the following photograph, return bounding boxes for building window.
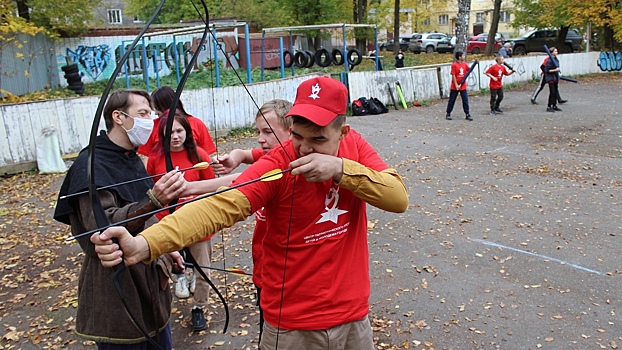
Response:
[499,11,511,23]
[422,18,430,26]
[475,12,484,23]
[107,9,122,25]
[133,15,144,24]
[438,14,448,25]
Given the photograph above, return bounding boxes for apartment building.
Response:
[389,0,519,40]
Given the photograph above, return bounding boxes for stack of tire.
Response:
[61,64,85,95]
[283,48,362,69]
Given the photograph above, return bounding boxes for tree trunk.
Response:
[604,25,615,51]
[354,0,368,53]
[557,26,570,53]
[485,0,502,56]
[393,0,401,56]
[16,0,30,20]
[455,0,471,57]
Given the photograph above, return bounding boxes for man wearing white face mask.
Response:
[54,89,187,349]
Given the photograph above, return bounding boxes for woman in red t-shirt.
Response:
[146,109,215,331]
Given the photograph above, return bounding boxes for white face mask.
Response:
[120,111,154,147]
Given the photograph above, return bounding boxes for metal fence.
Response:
[0,33,60,98]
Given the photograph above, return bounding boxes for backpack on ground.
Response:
[368,97,388,114]
[351,98,368,116]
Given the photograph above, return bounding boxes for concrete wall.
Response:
[0,52,609,173]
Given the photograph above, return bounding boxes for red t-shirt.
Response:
[146,147,215,222]
[137,115,216,157]
[250,147,266,287]
[486,64,512,90]
[235,130,389,330]
[451,61,470,91]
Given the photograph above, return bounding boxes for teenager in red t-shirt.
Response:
[137,86,216,162]
[92,77,409,348]
[485,55,515,115]
[446,51,473,121]
[211,99,292,342]
[146,109,215,332]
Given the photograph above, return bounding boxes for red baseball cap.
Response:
[285,76,348,126]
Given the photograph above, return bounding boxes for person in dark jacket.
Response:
[395,49,405,68]
[544,47,562,112]
[54,89,187,349]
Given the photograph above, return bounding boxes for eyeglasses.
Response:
[118,110,152,119]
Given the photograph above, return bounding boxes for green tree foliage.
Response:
[368,0,450,37]
[13,0,102,36]
[125,0,335,29]
[512,0,622,48]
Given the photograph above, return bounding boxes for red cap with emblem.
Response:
[285,76,348,126]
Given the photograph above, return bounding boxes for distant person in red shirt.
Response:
[137,86,216,163]
[485,55,515,115]
[446,51,473,121]
[91,76,409,349]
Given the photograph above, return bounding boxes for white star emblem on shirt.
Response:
[317,206,348,224]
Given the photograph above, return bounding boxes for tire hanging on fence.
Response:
[304,50,315,68]
[331,48,344,65]
[294,51,308,68]
[283,50,293,68]
[346,49,363,67]
[314,48,332,67]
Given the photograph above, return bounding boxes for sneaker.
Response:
[546,107,555,112]
[495,108,504,113]
[490,110,496,116]
[531,98,538,105]
[445,113,452,120]
[553,106,562,111]
[188,272,196,295]
[465,114,473,121]
[175,274,190,299]
[192,306,207,331]
[558,99,567,104]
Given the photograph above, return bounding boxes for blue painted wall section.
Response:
[597,51,622,72]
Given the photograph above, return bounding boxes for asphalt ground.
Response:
[169,73,621,350]
[1,73,620,350]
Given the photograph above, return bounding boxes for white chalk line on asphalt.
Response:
[470,238,605,276]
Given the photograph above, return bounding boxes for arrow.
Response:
[183,262,251,277]
[59,162,212,200]
[66,168,291,241]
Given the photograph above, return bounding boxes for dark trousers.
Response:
[548,82,559,108]
[490,88,504,110]
[97,323,172,350]
[533,74,563,102]
[446,89,470,115]
[256,285,264,345]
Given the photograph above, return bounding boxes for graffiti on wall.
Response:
[59,34,240,84]
[597,51,622,71]
[66,45,112,80]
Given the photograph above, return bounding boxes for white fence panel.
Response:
[0,52,611,171]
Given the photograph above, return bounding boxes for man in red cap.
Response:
[90,76,409,349]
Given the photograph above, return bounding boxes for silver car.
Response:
[408,33,448,54]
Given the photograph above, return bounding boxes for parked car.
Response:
[436,36,502,54]
[507,29,583,55]
[477,32,506,42]
[408,33,448,54]
[467,35,503,54]
[436,36,456,53]
[379,37,410,52]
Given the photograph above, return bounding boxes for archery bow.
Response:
[86,0,167,348]
[160,0,230,333]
